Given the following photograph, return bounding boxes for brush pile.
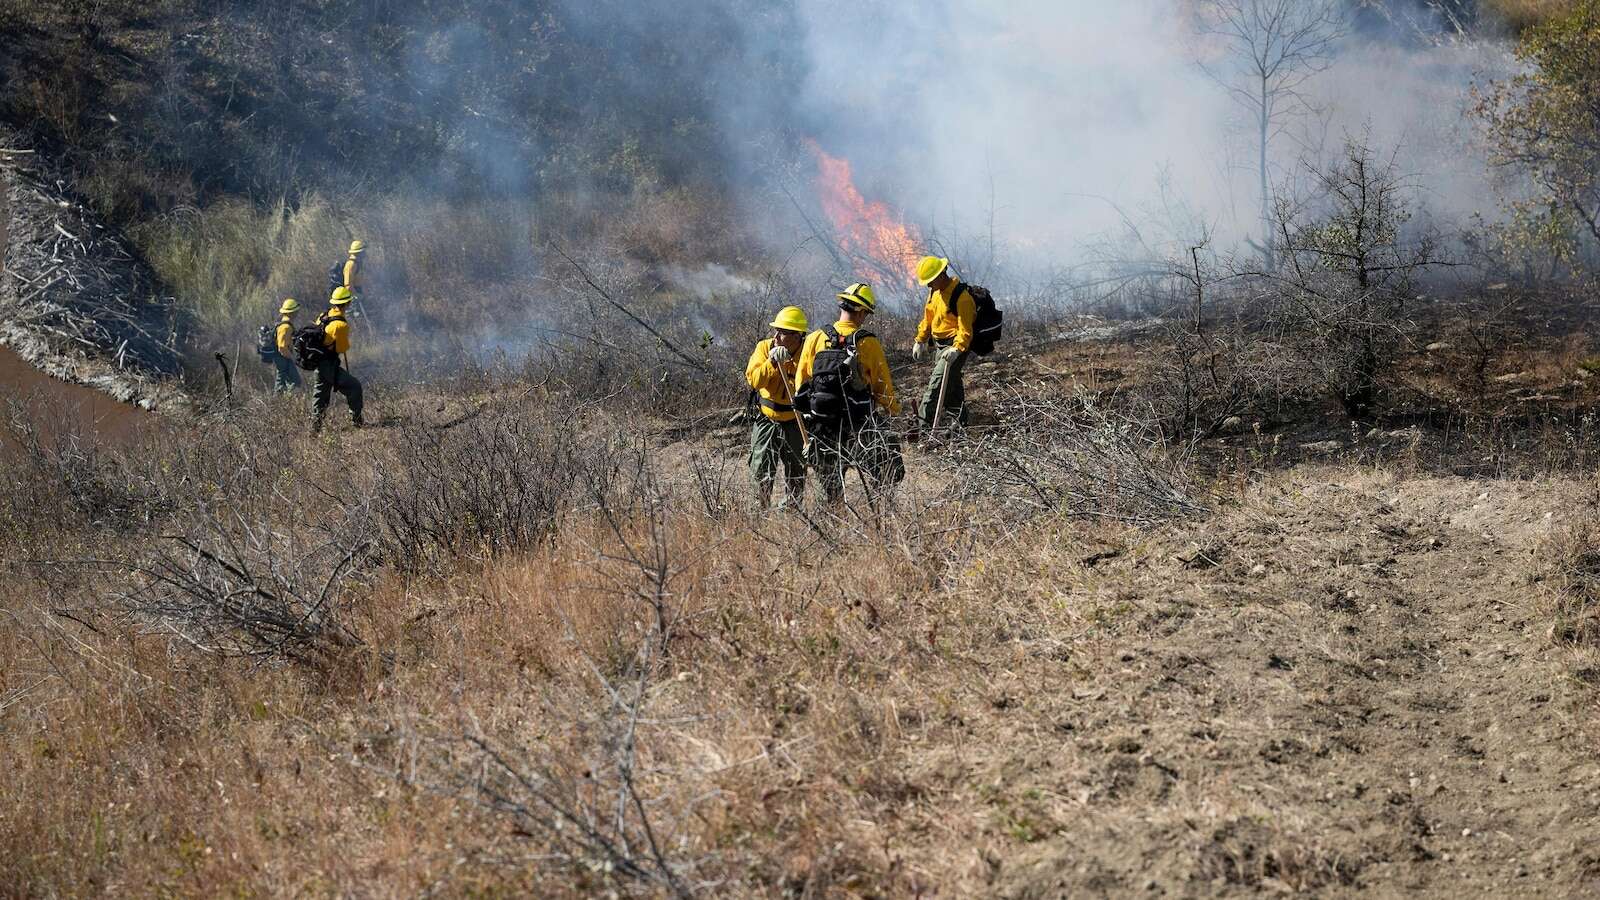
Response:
[0,134,184,410]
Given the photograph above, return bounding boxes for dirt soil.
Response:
[0,343,154,446]
[877,470,1599,896]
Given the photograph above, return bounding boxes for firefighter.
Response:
[311,287,364,433]
[746,306,810,509]
[272,298,302,393]
[331,239,368,321]
[795,283,903,508]
[911,255,975,432]
[342,239,365,296]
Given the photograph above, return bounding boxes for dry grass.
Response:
[1537,480,1600,646]
[1484,0,1581,32]
[10,347,1600,893]
[0,372,1090,894]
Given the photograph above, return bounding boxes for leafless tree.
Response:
[1194,0,1347,271]
[1266,137,1443,417]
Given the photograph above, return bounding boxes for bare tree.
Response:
[1268,137,1442,417]
[1194,0,1347,271]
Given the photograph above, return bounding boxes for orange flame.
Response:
[806,140,921,286]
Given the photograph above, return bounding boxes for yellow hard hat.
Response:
[279,298,300,315]
[915,256,950,286]
[349,240,365,255]
[837,282,877,313]
[329,286,354,305]
[770,306,809,333]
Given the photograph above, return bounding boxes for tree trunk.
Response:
[1259,78,1274,272]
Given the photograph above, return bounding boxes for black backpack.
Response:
[292,324,334,370]
[949,282,1003,356]
[797,326,875,429]
[255,323,278,362]
[326,259,346,294]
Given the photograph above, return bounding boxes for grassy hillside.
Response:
[0,0,805,367]
[6,323,1600,895]
[12,2,1600,895]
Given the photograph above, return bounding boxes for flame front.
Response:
[806,140,921,286]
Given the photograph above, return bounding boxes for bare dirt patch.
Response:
[866,471,1599,896]
[0,343,154,448]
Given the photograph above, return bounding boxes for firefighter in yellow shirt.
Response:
[795,282,904,508]
[745,306,809,509]
[272,298,302,393]
[311,287,364,433]
[341,240,367,319]
[911,255,976,432]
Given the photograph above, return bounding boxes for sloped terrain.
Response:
[863,471,1597,896]
[0,135,185,411]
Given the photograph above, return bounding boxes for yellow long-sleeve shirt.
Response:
[746,338,800,423]
[915,280,977,352]
[343,256,363,292]
[796,321,901,416]
[321,309,351,355]
[275,316,295,358]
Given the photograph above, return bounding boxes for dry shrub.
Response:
[0,408,166,544]
[110,503,370,665]
[1539,483,1600,645]
[946,387,1205,526]
[1484,0,1579,32]
[367,402,641,573]
[1147,319,1307,438]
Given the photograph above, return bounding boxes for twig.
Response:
[551,244,710,373]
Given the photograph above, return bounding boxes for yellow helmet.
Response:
[349,240,365,255]
[279,298,300,315]
[837,282,877,313]
[769,306,809,333]
[329,286,354,305]
[915,256,950,286]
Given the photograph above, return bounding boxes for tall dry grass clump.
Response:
[1484,0,1581,32]
[1538,482,1600,645]
[132,191,539,358]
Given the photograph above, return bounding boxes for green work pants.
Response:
[919,347,968,429]
[311,359,363,431]
[812,416,904,508]
[272,354,302,393]
[749,416,806,508]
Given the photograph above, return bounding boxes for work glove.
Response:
[767,345,792,365]
[940,345,963,362]
[912,340,929,362]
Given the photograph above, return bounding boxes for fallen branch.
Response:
[551,243,709,373]
[214,352,233,406]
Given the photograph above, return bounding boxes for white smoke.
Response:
[784,0,1516,269]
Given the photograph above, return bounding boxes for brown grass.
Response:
[1484,0,1582,32]
[11,337,1600,894]
[0,375,1052,894]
